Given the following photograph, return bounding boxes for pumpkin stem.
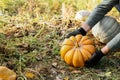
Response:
[75,42,79,48]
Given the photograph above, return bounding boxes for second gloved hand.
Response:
[66,27,86,38]
[85,50,105,67]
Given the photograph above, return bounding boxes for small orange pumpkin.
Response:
[60,34,96,67]
[0,66,17,80]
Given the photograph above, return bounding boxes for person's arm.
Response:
[84,0,119,67]
[86,0,119,28]
[66,0,119,38]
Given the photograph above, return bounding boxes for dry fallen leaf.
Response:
[25,72,35,78]
[71,70,81,74]
[64,76,69,80]
[52,62,58,68]
[0,66,17,80]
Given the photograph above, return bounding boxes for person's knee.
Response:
[92,16,120,43]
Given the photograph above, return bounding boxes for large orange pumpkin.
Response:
[60,34,96,67]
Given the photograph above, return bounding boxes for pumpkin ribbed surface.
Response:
[60,34,96,67]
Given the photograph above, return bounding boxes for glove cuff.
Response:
[96,50,105,57]
[78,27,86,36]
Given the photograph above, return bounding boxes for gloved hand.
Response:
[85,50,105,67]
[66,27,86,38]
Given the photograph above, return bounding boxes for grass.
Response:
[0,0,120,80]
